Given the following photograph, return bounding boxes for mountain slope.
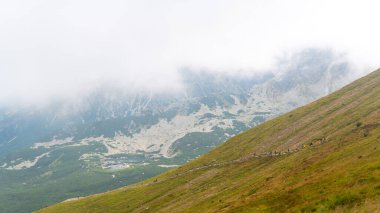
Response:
[0,49,359,213]
[39,69,380,212]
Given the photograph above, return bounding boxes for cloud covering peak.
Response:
[0,0,379,104]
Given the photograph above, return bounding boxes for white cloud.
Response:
[0,0,379,104]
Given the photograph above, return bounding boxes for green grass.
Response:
[0,143,171,213]
[38,69,380,212]
[0,124,237,213]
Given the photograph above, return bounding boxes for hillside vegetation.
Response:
[39,69,380,212]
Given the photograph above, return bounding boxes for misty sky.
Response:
[1,0,379,104]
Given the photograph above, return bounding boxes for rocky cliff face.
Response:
[0,49,357,168]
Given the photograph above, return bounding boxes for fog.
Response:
[0,0,379,105]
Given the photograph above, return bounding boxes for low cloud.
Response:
[0,0,379,105]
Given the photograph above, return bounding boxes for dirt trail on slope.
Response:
[62,138,327,203]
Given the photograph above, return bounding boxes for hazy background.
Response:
[0,0,379,105]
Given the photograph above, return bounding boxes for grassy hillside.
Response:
[38,69,380,212]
